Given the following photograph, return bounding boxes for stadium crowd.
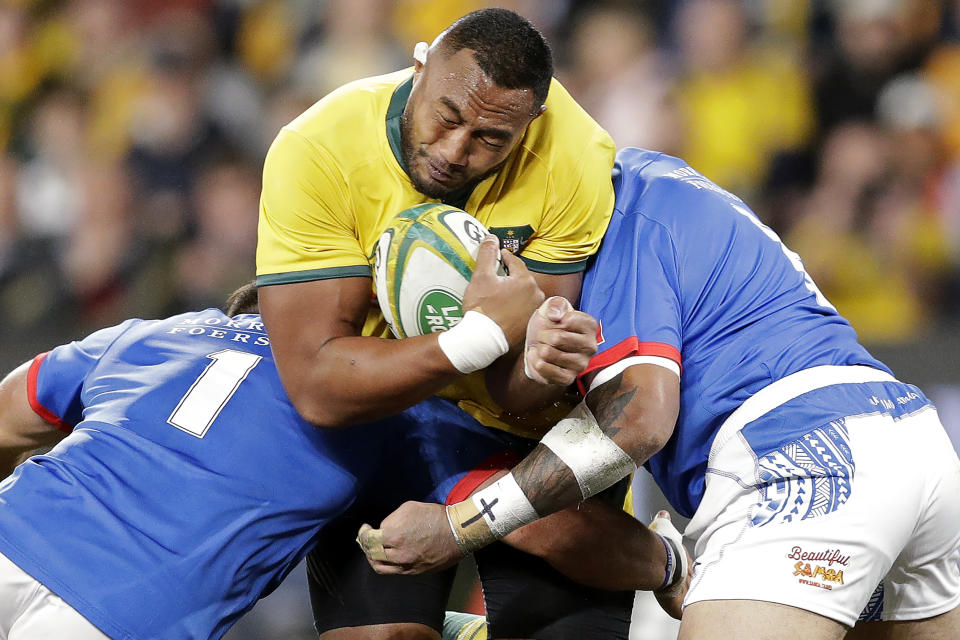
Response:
[2,1,960,639]
[1,0,960,356]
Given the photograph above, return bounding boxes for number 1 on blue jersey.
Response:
[168,350,262,438]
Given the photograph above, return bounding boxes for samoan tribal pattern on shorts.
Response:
[858,583,885,622]
[685,377,960,626]
[750,420,855,527]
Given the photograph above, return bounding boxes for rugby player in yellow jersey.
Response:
[255,9,639,640]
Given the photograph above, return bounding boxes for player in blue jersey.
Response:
[0,279,673,640]
[0,283,587,640]
[360,148,960,640]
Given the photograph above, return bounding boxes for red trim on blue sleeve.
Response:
[576,337,682,395]
[445,449,522,505]
[27,352,74,434]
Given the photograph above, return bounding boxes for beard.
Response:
[400,109,508,201]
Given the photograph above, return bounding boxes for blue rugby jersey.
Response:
[579,148,891,517]
[0,310,367,640]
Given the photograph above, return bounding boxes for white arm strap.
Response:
[589,356,679,392]
[540,401,636,499]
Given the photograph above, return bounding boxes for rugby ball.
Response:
[374,203,498,338]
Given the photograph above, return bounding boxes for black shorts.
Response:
[307,512,457,634]
[307,481,635,639]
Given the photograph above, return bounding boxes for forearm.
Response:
[291,333,462,426]
[496,372,682,593]
[486,292,598,416]
[484,347,571,415]
[509,371,667,515]
[358,366,687,597]
[503,499,670,591]
[446,367,679,567]
[260,278,510,427]
[0,362,65,477]
[460,434,680,593]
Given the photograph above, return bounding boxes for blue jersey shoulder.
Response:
[0,308,359,640]
[585,148,890,517]
[613,148,749,229]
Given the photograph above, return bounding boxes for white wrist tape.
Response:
[438,310,509,374]
[470,473,539,538]
[446,473,539,553]
[540,401,636,499]
[445,505,470,555]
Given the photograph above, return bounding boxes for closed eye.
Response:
[481,136,505,149]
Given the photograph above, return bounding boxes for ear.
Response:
[412,41,428,76]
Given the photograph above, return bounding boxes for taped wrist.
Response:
[654,533,683,591]
[438,310,509,374]
[649,513,689,597]
[445,473,539,554]
[540,401,636,499]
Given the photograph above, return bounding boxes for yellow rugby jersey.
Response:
[257,68,615,438]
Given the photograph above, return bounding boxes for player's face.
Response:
[401,47,542,199]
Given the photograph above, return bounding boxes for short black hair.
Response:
[224,280,259,315]
[440,8,553,109]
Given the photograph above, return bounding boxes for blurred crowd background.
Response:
[2,1,960,638]
[3,0,960,351]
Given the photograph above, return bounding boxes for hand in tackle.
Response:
[357,371,688,617]
[357,470,538,575]
[523,296,598,386]
[356,498,692,622]
[461,235,545,347]
[649,510,692,620]
[357,502,463,575]
[438,235,545,374]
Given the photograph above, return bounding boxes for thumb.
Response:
[356,523,388,561]
[649,510,681,538]
[472,235,502,278]
[498,247,528,277]
[538,295,572,322]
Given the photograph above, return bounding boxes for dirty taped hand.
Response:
[357,501,464,575]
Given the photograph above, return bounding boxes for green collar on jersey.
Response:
[385,76,412,171]
[385,75,473,211]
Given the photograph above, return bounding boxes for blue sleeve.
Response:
[29,319,140,430]
[578,209,683,389]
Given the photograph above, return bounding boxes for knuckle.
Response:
[550,372,571,386]
[573,341,596,357]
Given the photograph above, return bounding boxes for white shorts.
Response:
[684,366,960,627]
[0,551,109,640]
